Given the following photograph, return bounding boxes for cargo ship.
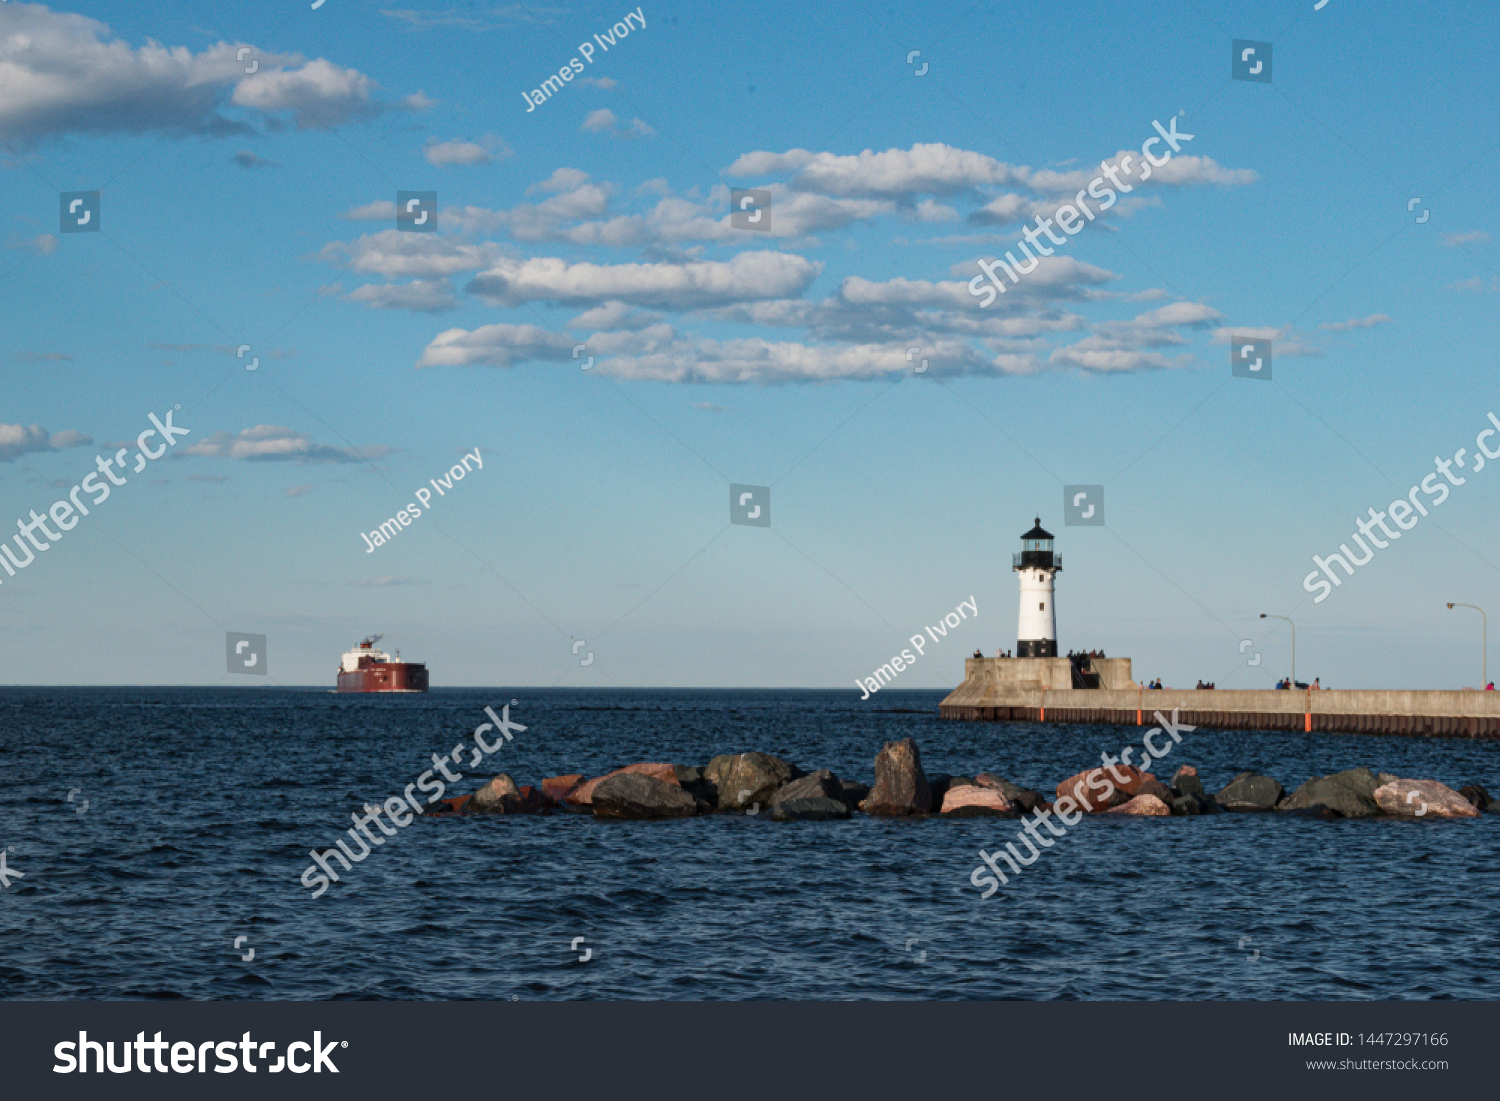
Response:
[336,635,429,693]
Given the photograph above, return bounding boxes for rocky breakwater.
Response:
[436,737,1499,823]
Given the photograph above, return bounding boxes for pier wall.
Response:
[940,660,1500,738]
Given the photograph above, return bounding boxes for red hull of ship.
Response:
[336,663,429,693]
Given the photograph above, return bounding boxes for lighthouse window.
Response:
[1040,601,1045,610]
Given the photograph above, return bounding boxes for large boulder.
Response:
[1216,772,1284,811]
[863,738,932,816]
[1280,774,1379,819]
[569,762,680,807]
[975,773,1046,814]
[1171,766,1205,799]
[1105,793,1171,816]
[1055,764,1153,813]
[769,797,851,822]
[1326,767,1380,801]
[1373,779,1481,819]
[704,752,796,811]
[771,770,843,806]
[940,785,1014,817]
[466,773,519,814]
[468,776,553,815]
[591,773,698,819]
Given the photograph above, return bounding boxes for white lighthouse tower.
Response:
[1014,518,1060,657]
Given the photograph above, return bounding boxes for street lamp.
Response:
[1446,603,1488,686]
[1260,613,1294,685]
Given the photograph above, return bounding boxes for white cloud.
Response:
[1449,276,1500,293]
[345,278,460,313]
[0,6,426,143]
[232,60,428,129]
[6,233,58,255]
[424,137,509,166]
[527,167,590,195]
[465,251,822,309]
[1210,327,1322,357]
[0,424,93,462]
[1046,346,1194,372]
[1320,314,1392,332]
[592,337,994,383]
[580,108,654,138]
[568,300,661,330]
[180,425,392,463]
[581,108,616,132]
[727,143,1026,198]
[316,231,501,277]
[1442,231,1490,247]
[417,323,587,368]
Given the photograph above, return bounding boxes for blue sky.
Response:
[2,0,1498,689]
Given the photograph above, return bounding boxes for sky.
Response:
[1,0,1498,690]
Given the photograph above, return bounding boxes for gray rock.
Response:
[1376,772,1400,788]
[704,752,796,811]
[673,765,704,786]
[1171,766,1205,799]
[1216,772,1284,811]
[591,773,698,819]
[863,737,932,816]
[466,773,519,814]
[1326,767,1380,801]
[769,797,851,821]
[771,770,842,806]
[1281,772,1379,818]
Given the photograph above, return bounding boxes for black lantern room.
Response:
[1014,518,1060,571]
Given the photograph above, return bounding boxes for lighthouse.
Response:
[1014,518,1060,657]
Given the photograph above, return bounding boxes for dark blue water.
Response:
[1,688,1496,1000]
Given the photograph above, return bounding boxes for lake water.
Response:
[1,687,1495,1000]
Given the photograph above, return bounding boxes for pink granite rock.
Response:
[1055,765,1155,812]
[1104,793,1172,816]
[1373,779,1480,819]
[940,785,1012,815]
[568,763,680,807]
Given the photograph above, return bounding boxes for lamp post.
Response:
[1446,603,1488,686]
[1260,613,1294,684]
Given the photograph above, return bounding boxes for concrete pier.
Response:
[939,657,1500,738]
